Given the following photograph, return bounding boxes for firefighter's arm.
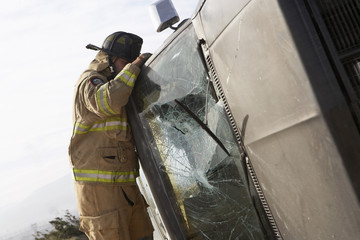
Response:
[82,74,114,119]
[108,63,141,108]
[83,54,151,118]
[105,53,152,111]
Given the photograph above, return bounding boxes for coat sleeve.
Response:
[82,63,141,119]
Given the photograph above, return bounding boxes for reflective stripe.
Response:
[73,169,139,183]
[74,117,128,135]
[96,84,117,116]
[116,70,136,87]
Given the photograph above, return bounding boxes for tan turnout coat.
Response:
[69,52,141,184]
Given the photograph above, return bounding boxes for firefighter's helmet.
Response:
[86,32,143,62]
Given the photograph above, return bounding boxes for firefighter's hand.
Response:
[133,53,152,68]
[139,53,152,61]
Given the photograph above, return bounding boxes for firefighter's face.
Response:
[114,57,129,73]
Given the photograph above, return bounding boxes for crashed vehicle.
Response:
[127,0,360,239]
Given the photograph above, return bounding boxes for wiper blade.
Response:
[175,99,230,156]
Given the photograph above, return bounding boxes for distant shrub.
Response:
[33,210,87,240]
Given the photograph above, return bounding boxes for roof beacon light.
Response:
[149,0,180,32]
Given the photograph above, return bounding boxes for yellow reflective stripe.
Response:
[73,117,128,135]
[73,169,139,183]
[116,70,136,87]
[75,177,136,183]
[96,84,117,116]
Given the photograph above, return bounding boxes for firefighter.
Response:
[69,31,153,240]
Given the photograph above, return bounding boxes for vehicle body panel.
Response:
[194,0,360,239]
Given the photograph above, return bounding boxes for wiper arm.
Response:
[174,99,230,156]
[198,39,210,125]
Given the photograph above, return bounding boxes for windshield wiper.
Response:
[174,99,230,156]
[198,39,211,125]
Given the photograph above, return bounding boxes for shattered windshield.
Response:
[133,25,265,239]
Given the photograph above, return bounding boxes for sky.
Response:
[0,0,199,236]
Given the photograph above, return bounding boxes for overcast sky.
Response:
[0,0,198,236]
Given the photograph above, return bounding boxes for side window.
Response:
[133,26,265,239]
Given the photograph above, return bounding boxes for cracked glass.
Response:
[133,25,265,239]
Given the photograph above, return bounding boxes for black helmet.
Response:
[86,31,143,62]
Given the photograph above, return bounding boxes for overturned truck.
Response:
[127,0,360,239]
